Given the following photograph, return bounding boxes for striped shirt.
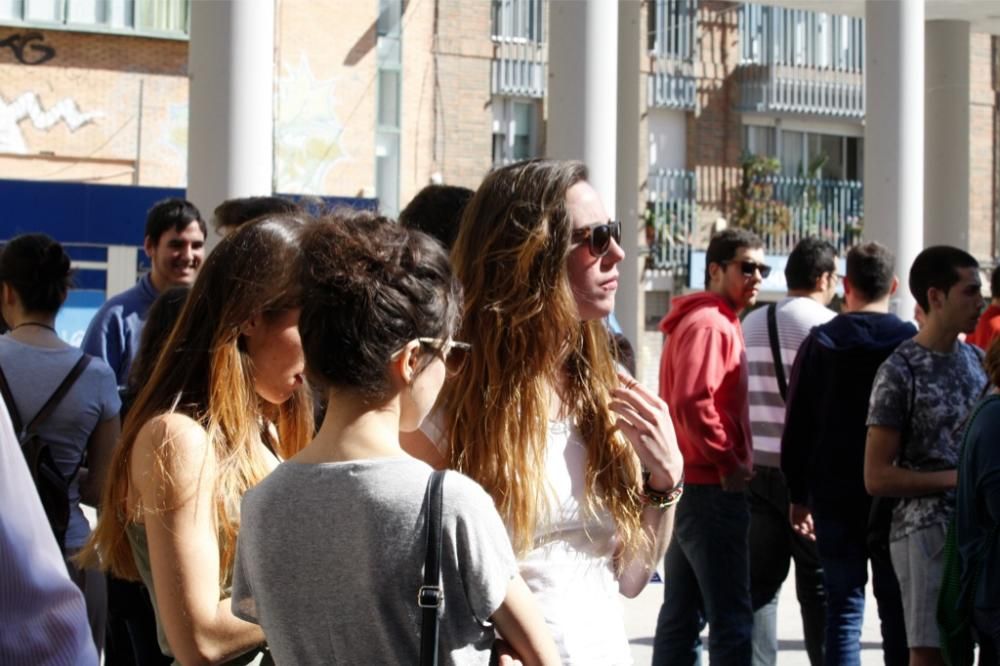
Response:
[742,297,836,467]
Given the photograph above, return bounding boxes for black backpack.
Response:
[0,354,91,553]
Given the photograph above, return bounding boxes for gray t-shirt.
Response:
[0,336,120,550]
[232,458,518,665]
[867,339,987,540]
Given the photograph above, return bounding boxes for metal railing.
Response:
[737,4,864,118]
[648,0,697,109]
[647,169,697,271]
[744,176,863,255]
[491,0,546,98]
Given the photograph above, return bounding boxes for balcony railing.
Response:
[647,0,697,109]
[647,169,696,271]
[491,0,546,98]
[742,176,863,255]
[737,4,864,118]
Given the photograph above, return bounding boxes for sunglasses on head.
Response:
[571,220,621,258]
[722,259,772,279]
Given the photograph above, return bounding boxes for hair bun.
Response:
[39,242,71,279]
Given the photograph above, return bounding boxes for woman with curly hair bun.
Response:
[231,213,559,665]
[80,215,314,665]
[405,159,684,664]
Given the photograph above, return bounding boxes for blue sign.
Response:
[688,250,845,295]
[55,290,104,347]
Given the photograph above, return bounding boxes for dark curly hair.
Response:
[299,210,462,403]
[0,233,73,314]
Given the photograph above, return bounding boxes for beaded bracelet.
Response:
[642,471,685,510]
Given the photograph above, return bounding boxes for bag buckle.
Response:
[418,585,442,609]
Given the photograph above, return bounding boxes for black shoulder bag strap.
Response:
[767,303,788,402]
[419,470,446,666]
[0,354,90,472]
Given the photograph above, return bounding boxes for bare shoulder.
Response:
[131,412,215,506]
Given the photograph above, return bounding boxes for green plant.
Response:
[731,153,790,238]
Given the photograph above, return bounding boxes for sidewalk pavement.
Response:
[626,561,886,665]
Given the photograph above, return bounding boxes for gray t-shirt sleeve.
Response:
[444,473,518,624]
[231,495,260,625]
[93,360,122,421]
[867,354,909,430]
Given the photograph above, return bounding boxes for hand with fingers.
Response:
[789,502,816,541]
[610,371,684,492]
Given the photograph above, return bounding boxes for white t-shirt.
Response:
[422,415,634,665]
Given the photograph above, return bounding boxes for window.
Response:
[492,98,540,166]
[743,125,863,180]
[375,0,402,216]
[0,0,188,37]
[647,0,695,60]
[491,0,542,43]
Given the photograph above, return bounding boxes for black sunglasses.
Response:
[571,220,621,258]
[722,259,772,279]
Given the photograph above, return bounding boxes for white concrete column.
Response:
[616,1,642,357]
[547,0,619,213]
[924,20,970,250]
[187,0,275,249]
[864,0,923,319]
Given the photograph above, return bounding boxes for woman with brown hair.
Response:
[405,159,684,664]
[80,216,314,665]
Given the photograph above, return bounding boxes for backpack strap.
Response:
[766,303,788,402]
[24,354,91,435]
[0,361,25,436]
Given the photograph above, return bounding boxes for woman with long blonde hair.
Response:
[405,159,684,664]
[80,215,313,665]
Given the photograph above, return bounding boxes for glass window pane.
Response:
[107,0,132,28]
[136,0,186,32]
[376,132,400,216]
[24,0,62,22]
[781,130,804,177]
[377,70,400,128]
[819,134,844,180]
[0,0,24,19]
[67,0,105,25]
[512,102,535,160]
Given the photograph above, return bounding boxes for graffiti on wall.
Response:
[0,91,104,153]
[275,54,346,194]
[0,32,56,65]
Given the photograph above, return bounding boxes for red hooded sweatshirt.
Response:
[658,291,753,485]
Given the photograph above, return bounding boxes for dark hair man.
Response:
[782,242,914,666]
[213,196,301,236]
[398,184,474,250]
[742,237,838,666]
[866,246,987,666]
[82,198,205,388]
[653,227,766,666]
[966,263,1000,350]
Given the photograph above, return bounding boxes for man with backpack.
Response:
[782,242,914,665]
[866,246,988,666]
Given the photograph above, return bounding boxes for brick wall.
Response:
[0,27,188,186]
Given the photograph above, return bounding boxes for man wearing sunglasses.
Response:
[653,228,767,666]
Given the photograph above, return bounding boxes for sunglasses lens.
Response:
[759,264,772,279]
[590,225,611,257]
[445,345,468,375]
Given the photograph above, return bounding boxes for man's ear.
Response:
[707,261,723,287]
[889,276,899,296]
[143,235,155,259]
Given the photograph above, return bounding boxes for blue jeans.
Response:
[653,484,753,666]
[812,510,908,666]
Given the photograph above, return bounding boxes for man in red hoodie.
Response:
[652,228,766,666]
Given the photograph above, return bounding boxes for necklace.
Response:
[10,322,57,333]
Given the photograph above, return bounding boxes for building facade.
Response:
[2,0,999,381]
